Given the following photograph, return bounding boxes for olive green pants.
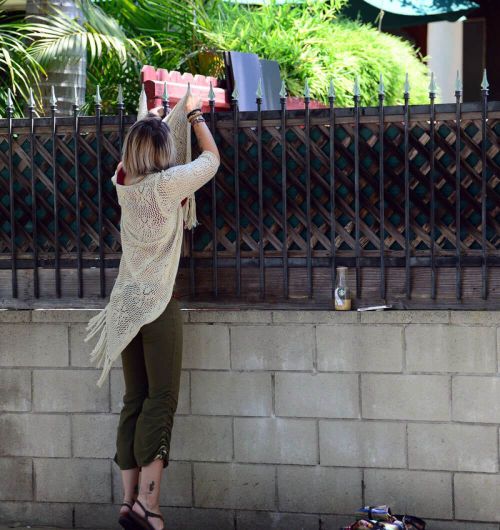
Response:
[113,296,183,470]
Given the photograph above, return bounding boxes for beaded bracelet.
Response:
[190,116,206,126]
[186,107,202,119]
[187,110,203,122]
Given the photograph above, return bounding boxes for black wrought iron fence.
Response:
[0,73,499,309]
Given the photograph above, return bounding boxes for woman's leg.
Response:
[113,331,148,514]
[131,297,183,528]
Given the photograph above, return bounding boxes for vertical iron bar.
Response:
[481,70,489,299]
[429,74,437,300]
[256,78,265,299]
[304,80,312,298]
[50,87,61,297]
[73,88,83,298]
[7,89,17,298]
[95,86,105,297]
[232,84,241,297]
[378,75,385,300]
[328,80,336,299]
[28,89,39,298]
[353,76,361,299]
[208,82,218,298]
[280,81,288,299]
[403,74,411,299]
[117,84,125,153]
[455,72,462,300]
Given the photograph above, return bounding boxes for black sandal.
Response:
[127,498,165,530]
[118,501,137,530]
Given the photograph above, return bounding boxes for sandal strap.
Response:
[135,498,164,521]
[121,501,133,509]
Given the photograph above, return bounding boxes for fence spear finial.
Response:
[353,75,360,98]
[429,71,437,95]
[304,78,310,98]
[455,70,463,93]
[279,79,287,99]
[208,80,215,102]
[73,86,79,106]
[162,81,169,102]
[94,85,101,105]
[231,80,239,101]
[328,78,335,99]
[7,88,13,108]
[481,69,489,91]
[404,72,410,95]
[378,73,385,96]
[50,86,57,107]
[256,76,263,100]
[29,88,35,108]
[117,84,123,105]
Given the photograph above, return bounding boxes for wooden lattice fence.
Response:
[0,84,499,308]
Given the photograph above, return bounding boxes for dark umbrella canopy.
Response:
[340,0,479,28]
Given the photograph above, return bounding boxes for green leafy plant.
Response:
[0,0,45,116]
[201,0,431,106]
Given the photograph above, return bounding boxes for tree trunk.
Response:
[26,0,86,115]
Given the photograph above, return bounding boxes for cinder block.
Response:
[0,323,68,366]
[231,325,314,370]
[182,324,230,369]
[234,418,317,465]
[0,310,31,323]
[189,309,272,323]
[0,457,32,501]
[72,414,119,459]
[0,369,31,411]
[272,310,358,324]
[0,413,70,457]
[454,473,500,522]
[170,416,232,462]
[237,510,320,530]
[112,460,192,507]
[360,310,449,324]
[155,506,235,530]
[406,325,496,373]
[33,369,109,412]
[362,374,450,421]
[193,462,275,510]
[70,323,122,368]
[364,469,453,519]
[452,376,500,423]
[34,458,111,503]
[110,369,189,415]
[319,420,406,468]
[191,371,272,416]
[72,503,120,528]
[0,501,72,528]
[408,423,498,472]
[316,324,403,372]
[277,465,362,513]
[275,372,359,418]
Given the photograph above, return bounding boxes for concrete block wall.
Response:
[0,308,499,530]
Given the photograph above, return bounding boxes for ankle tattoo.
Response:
[148,480,155,494]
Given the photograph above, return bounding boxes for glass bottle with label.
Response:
[334,266,351,310]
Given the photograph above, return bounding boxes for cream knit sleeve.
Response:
[155,150,220,209]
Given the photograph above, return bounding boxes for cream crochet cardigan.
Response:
[84,87,220,387]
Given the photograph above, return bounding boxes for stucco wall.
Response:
[0,308,499,529]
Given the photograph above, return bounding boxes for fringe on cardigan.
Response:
[83,307,110,388]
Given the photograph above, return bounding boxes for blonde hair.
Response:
[122,114,177,178]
